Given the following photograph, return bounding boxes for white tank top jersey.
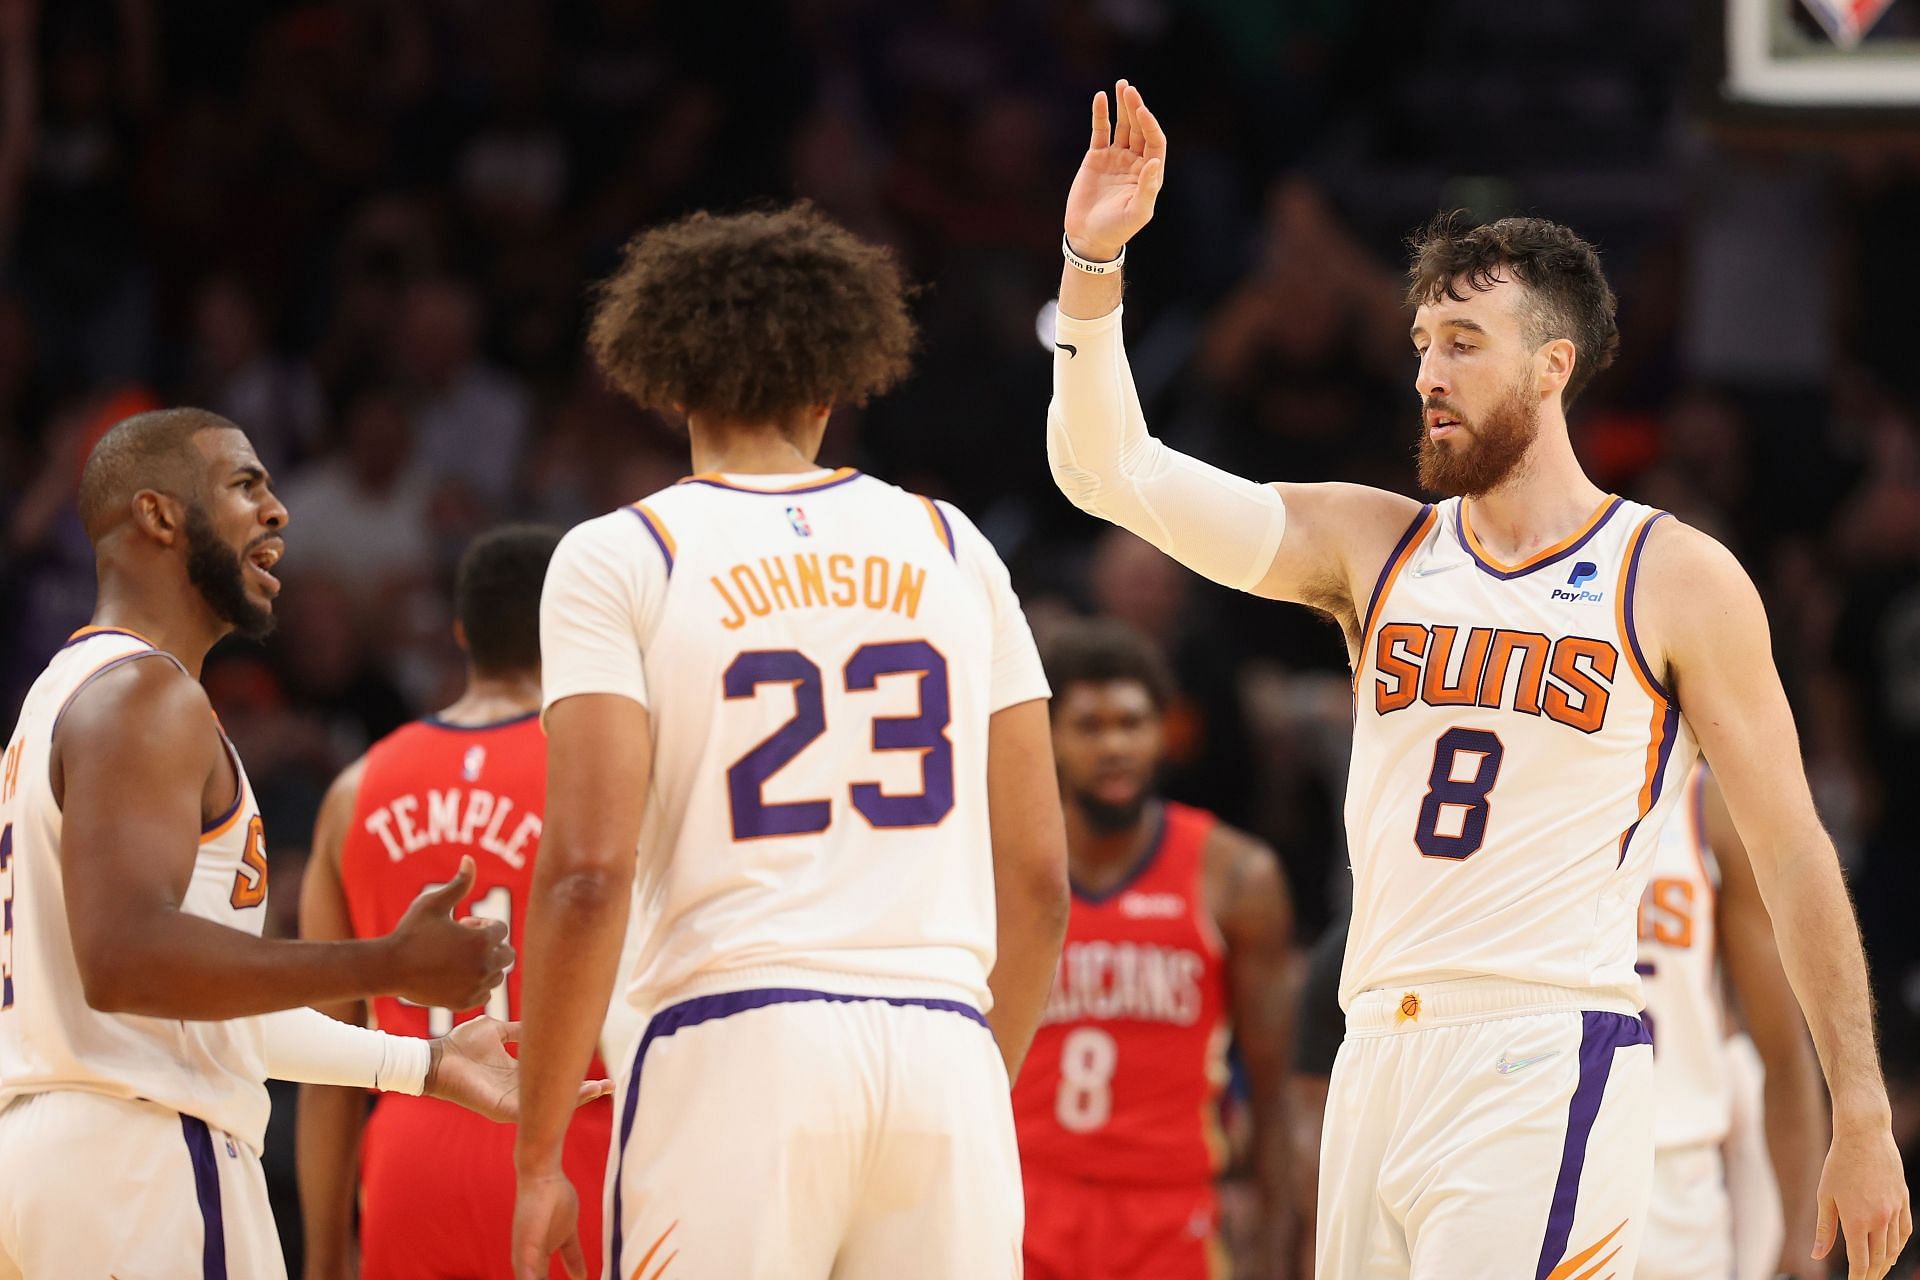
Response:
[540,468,1050,1017]
[1342,494,1700,1010]
[0,628,272,1149]
[1637,763,1731,1150]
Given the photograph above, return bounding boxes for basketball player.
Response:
[0,409,586,1279]
[1638,762,1825,1280]
[1014,618,1294,1280]
[1046,81,1907,1278]
[510,206,1070,1280]
[298,525,620,1280]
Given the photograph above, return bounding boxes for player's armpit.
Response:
[983,696,1069,1085]
[1257,482,1428,623]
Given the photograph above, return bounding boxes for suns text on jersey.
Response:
[360,787,542,869]
[1040,940,1207,1027]
[1370,623,1619,732]
[712,553,928,630]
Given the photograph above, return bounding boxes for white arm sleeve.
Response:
[1047,304,1288,592]
[257,1007,432,1094]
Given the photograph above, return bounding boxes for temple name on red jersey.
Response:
[358,785,542,868]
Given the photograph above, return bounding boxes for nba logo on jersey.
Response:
[462,746,486,782]
[786,505,813,537]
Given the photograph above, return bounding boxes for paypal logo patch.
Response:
[1567,561,1598,587]
[1551,561,1604,603]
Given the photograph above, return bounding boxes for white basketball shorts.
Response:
[605,982,1023,1280]
[0,1089,284,1280]
[1316,978,1654,1280]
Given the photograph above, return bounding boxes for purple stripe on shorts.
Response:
[608,987,986,1280]
[1533,1011,1650,1280]
[179,1115,228,1280]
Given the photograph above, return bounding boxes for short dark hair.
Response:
[456,524,562,676]
[1406,212,1619,407]
[587,203,916,428]
[77,407,239,541]
[1041,618,1176,714]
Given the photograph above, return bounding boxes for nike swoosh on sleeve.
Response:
[1054,342,1078,358]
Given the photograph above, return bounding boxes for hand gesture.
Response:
[383,855,513,1009]
[1813,1124,1911,1279]
[514,1168,586,1280]
[1063,79,1167,262]
[423,1016,614,1124]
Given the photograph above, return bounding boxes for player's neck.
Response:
[687,418,826,476]
[434,669,542,726]
[1458,425,1608,566]
[1065,798,1163,893]
[89,563,228,679]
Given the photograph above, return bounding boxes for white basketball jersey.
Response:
[540,468,1049,1016]
[1342,495,1699,1009]
[1638,763,1731,1150]
[0,628,272,1149]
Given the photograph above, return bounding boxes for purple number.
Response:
[1414,727,1504,860]
[845,641,954,829]
[1,823,13,1009]
[722,643,957,840]
[724,651,832,840]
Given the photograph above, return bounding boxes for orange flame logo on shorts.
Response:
[1397,992,1421,1023]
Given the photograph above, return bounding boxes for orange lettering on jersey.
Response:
[1478,630,1549,715]
[1,738,21,803]
[730,565,772,618]
[1371,625,1617,731]
[229,815,268,909]
[1421,625,1494,706]
[713,575,748,631]
[761,556,799,610]
[1637,876,1694,948]
[1373,624,1428,715]
[827,553,858,606]
[891,562,926,618]
[794,553,828,607]
[1544,636,1616,734]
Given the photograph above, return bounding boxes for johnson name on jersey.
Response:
[540,468,1050,1019]
[1342,496,1700,1010]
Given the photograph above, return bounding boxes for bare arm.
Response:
[1209,828,1296,1273]
[296,758,372,1280]
[56,661,509,1020]
[1051,80,1419,629]
[1708,770,1828,1280]
[514,693,649,1280]
[1648,520,1909,1277]
[983,698,1070,1083]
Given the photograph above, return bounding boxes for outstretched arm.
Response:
[1707,771,1828,1280]
[1048,80,1420,625]
[1649,520,1908,1280]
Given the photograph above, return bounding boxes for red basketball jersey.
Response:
[340,712,601,1075]
[1012,801,1231,1186]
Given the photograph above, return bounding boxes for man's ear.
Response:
[1538,337,1576,399]
[131,489,186,547]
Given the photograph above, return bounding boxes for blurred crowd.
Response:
[2,0,1919,1265]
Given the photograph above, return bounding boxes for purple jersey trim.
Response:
[678,470,864,497]
[623,504,675,577]
[929,499,958,561]
[1360,504,1435,642]
[180,1115,229,1280]
[1456,495,1626,581]
[56,626,152,652]
[1621,512,1673,703]
[1532,1011,1651,1280]
[608,986,986,1279]
[1615,699,1681,867]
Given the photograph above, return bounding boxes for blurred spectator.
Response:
[276,387,432,606]
[394,276,531,507]
[186,274,326,475]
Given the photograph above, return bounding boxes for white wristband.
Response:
[1062,233,1125,276]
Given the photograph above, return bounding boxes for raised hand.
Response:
[1063,79,1167,262]
[423,1016,614,1124]
[382,855,514,1009]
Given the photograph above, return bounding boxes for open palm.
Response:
[1064,79,1168,262]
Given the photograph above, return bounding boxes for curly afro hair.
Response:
[588,204,916,428]
[1406,212,1619,408]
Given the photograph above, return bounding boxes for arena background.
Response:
[1,0,1917,1271]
